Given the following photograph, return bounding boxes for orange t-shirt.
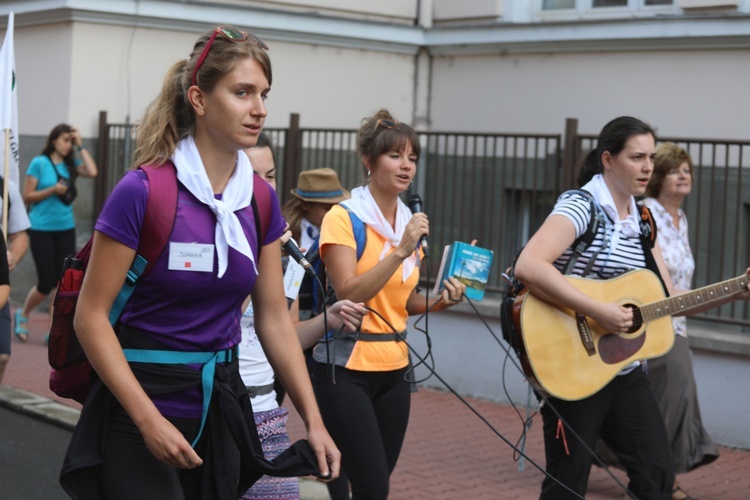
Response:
[319,205,419,372]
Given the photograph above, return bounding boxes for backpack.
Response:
[319,205,367,309]
[499,190,658,358]
[48,163,272,403]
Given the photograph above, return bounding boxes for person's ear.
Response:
[187,86,206,116]
[601,151,613,171]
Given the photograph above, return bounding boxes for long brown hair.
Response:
[281,197,305,243]
[134,27,272,167]
[42,123,77,181]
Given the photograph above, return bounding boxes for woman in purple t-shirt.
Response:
[61,26,339,499]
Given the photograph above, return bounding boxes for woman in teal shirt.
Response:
[14,123,97,342]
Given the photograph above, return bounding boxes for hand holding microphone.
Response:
[407,194,429,257]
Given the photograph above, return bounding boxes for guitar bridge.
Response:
[576,313,597,356]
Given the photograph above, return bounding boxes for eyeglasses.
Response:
[374,118,398,131]
[191,26,269,87]
[666,166,691,176]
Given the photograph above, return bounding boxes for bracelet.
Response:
[76,145,85,152]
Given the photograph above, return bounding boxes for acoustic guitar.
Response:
[512,268,749,401]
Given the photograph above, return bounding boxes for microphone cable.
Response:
[363,303,586,499]
[459,294,636,499]
[299,224,633,497]
[403,252,635,499]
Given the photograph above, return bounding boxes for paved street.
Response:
[0,405,70,499]
[3,306,750,499]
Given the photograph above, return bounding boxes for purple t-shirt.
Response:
[95,170,285,416]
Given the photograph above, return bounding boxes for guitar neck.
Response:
[641,274,749,322]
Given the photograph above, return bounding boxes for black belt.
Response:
[333,331,403,342]
[245,382,275,398]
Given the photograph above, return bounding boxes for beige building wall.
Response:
[14,23,74,136]
[429,48,750,139]
[13,20,417,139]
[4,0,750,141]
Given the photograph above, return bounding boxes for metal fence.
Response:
[94,113,749,327]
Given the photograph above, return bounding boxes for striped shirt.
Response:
[551,191,647,279]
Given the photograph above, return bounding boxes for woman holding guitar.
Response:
[514,116,749,500]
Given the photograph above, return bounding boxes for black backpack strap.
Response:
[561,189,609,276]
[250,197,262,255]
[637,205,669,294]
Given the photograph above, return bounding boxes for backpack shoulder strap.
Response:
[567,189,602,253]
[138,161,179,276]
[249,173,272,255]
[559,189,605,275]
[343,207,367,261]
[637,205,668,294]
[108,161,178,325]
[638,205,657,249]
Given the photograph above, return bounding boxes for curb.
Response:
[0,384,79,431]
[0,384,330,499]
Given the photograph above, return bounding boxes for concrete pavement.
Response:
[3,307,750,499]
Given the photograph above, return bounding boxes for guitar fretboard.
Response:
[641,274,749,322]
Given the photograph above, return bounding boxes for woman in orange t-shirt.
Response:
[312,109,465,499]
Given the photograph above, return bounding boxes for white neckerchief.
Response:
[341,185,418,282]
[300,217,319,252]
[581,174,641,252]
[171,135,255,278]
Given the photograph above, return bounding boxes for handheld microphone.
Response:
[282,238,316,277]
[407,194,429,256]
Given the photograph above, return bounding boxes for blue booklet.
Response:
[432,241,494,301]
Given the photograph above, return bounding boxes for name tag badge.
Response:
[168,243,214,272]
[283,259,305,300]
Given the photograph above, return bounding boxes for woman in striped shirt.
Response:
[516,116,750,500]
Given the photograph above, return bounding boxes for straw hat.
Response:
[290,168,350,203]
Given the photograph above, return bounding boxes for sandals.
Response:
[13,310,29,342]
[673,485,697,500]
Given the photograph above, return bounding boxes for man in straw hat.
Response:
[282,168,353,498]
[284,168,350,254]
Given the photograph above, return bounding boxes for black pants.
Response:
[312,362,411,500]
[102,406,208,500]
[0,302,10,355]
[29,228,76,294]
[540,368,674,499]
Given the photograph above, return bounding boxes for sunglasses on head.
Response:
[191,26,269,87]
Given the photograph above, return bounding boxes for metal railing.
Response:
[95,112,748,326]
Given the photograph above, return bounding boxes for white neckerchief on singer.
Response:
[171,135,255,278]
[581,174,640,251]
[341,185,419,282]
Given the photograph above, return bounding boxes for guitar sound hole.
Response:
[624,304,642,334]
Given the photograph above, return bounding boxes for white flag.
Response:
[0,12,20,184]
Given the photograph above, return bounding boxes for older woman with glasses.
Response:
[642,142,719,500]
[60,26,339,499]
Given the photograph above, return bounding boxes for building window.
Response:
[541,0,674,11]
[592,0,628,6]
[542,0,576,8]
